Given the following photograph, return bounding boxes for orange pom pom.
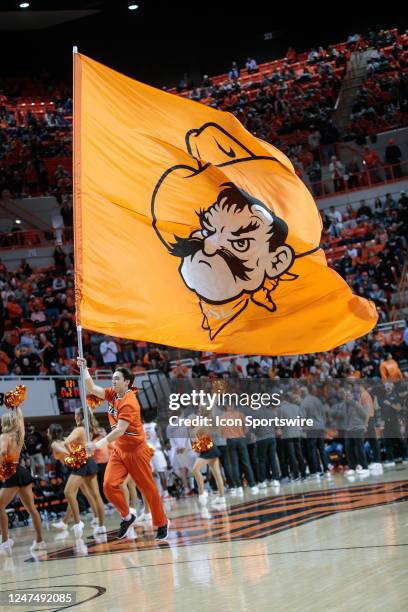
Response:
[147,443,155,458]
[86,394,104,410]
[4,384,27,409]
[0,461,17,481]
[192,435,213,453]
[64,445,88,470]
[211,379,228,394]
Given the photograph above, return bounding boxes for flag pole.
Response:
[72,45,91,444]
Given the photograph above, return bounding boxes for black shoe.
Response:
[117,513,136,539]
[155,519,170,541]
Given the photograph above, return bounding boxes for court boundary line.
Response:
[2,542,408,587]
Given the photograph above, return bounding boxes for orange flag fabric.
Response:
[74,53,377,355]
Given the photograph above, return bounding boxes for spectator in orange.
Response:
[379,354,404,381]
[6,298,23,326]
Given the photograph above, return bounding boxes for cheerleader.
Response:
[0,406,46,553]
[48,408,105,539]
[191,412,227,510]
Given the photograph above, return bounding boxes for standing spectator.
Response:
[379,383,408,465]
[255,405,280,487]
[58,319,77,360]
[363,145,381,184]
[360,383,382,473]
[278,398,307,481]
[341,387,370,476]
[379,353,404,381]
[229,61,240,80]
[329,156,344,192]
[384,138,402,178]
[221,403,259,496]
[300,387,331,478]
[307,127,321,162]
[53,246,67,274]
[99,335,118,369]
[25,423,46,479]
[346,157,361,189]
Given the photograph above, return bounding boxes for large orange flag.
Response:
[73,53,377,355]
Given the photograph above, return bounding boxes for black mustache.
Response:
[170,235,253,281]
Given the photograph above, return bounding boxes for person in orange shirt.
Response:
[379,354,404,381]
[77,358,168,540]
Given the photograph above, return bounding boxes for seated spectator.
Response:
[229,61,240,80]
[245,58,258,74]
[171,360,189,380]
[192,357,208,378]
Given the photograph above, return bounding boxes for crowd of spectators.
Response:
[0,190,406,379]
[0,28,407,205]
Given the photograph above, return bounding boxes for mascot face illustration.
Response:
[171,182,294,303]
[150,122,311,340]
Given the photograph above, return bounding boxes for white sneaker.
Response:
[30,540,47,552]
[93,526,107,537]
[258,481,267,489]
[236,487,244,497]
[345,469,355,476]
[384,461,396,468]
[0,538,14,553]
[72,521,84,538]
[310,473,321,479]
[198,493,208,506]
[211,496,227,509]
[136,512,152,524]
[324,471,333,479]
[126,526,137,540]
[356,468,370,478]
[229,488,238,497]
[52,520,68,530]
[250,486,259,495]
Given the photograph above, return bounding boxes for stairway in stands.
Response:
[333,49,371,136]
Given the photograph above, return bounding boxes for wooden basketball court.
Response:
[1,469,407,612]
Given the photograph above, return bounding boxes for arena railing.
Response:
[309,160,408,199]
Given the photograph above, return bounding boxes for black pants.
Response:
[217,445,234,488]
[365,417,381,463]
[284,438,306,479]
[276,438,289,478]
[384,437,408,461]
[247,442,260,484]
[345,430,368,469]
[227,438,256,488]
[257,438,280,481]
[97,462,108,503]
[307,431,329,474]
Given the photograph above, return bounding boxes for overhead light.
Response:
[128,2,139,10]
[15,220,22,224]
[19,2,30,8]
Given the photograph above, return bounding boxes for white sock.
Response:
[124,513,132,521]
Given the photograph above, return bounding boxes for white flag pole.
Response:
[72,45,91,444]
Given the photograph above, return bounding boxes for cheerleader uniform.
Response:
[199,446,221,460]
[68,457,98,477]
[0,459,34,488]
